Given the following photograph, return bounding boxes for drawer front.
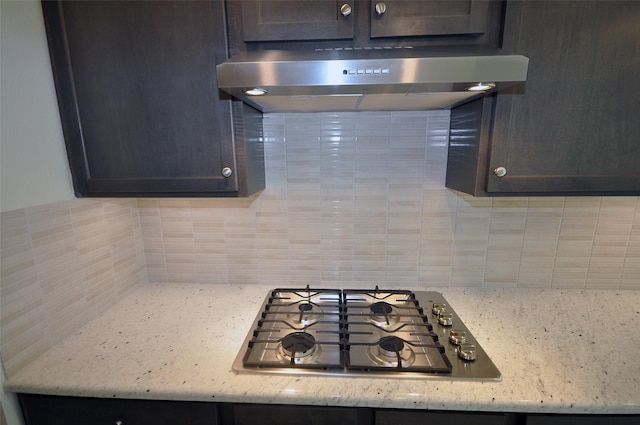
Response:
[19,394,218,425]
[376,409,507,425]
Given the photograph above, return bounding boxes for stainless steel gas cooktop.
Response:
[233,287,501,381]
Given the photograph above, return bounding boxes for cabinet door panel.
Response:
[240,0,355,41]
[221,403,373,425]
[487,1,640,194]
[19,394,218,425]
[370,0,489,38]
[376,409,507,425]
[527,414,640,425]
[42,0,253,196]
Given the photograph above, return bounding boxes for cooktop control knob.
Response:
[456,343,477,361]
[449,329,466,345]
[437,312,453,326]
[432,303,446,315]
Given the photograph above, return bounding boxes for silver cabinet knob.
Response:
[221,167,233,178]
[115,421,123,425]
[493,166,507,177]
[340,3,352,17]
[374,2,387,16]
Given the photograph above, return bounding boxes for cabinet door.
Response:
[239,0,355,41]
[376,409,508,425]
[370,0,489,38]
[485,1,640,194]
[19,394,218,425]
[527,414,640,425]
[220,403,374,425]
[42,1,264,197]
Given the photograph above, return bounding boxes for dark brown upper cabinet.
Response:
[446,1,640,196]
[42,0,264,197]
[229,0,500,50]
[240,0,356,41]
[370,0,489,38]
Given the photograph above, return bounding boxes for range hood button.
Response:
[340,3,352,17]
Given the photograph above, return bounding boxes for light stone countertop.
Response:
[5,283,640,415]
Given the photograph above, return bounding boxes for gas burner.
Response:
[367,336,416,368]
[364,301,399,327]
[287,302,324,325]
[276,332,322,365]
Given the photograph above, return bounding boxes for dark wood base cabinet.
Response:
[17,395,640,425]
[376,409,522,425]
[219,403,373,425]
[526,414,640,425]
[18,394,218,425]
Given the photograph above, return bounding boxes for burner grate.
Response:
[242,286,452,373]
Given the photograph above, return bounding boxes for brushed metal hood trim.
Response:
[216,46,529,112]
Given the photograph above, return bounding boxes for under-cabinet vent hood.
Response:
[216,46,529,112]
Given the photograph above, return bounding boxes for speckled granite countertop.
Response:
[5,283,640,414]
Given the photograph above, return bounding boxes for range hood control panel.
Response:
[343,68,390,75]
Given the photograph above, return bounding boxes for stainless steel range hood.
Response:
[216,46,528,112]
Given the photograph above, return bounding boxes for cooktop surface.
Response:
[233,287,501,381]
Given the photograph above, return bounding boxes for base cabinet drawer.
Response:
[526,414,640,425]
[219,403,373,425]
[19,394,218,425]
[376,409,513,425]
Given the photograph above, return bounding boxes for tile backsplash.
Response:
[1,199,146,376]
[1,110,639,377]
[139,111,640,289]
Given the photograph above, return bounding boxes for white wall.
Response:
[0,0,74,213]
[1,2,72,422]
